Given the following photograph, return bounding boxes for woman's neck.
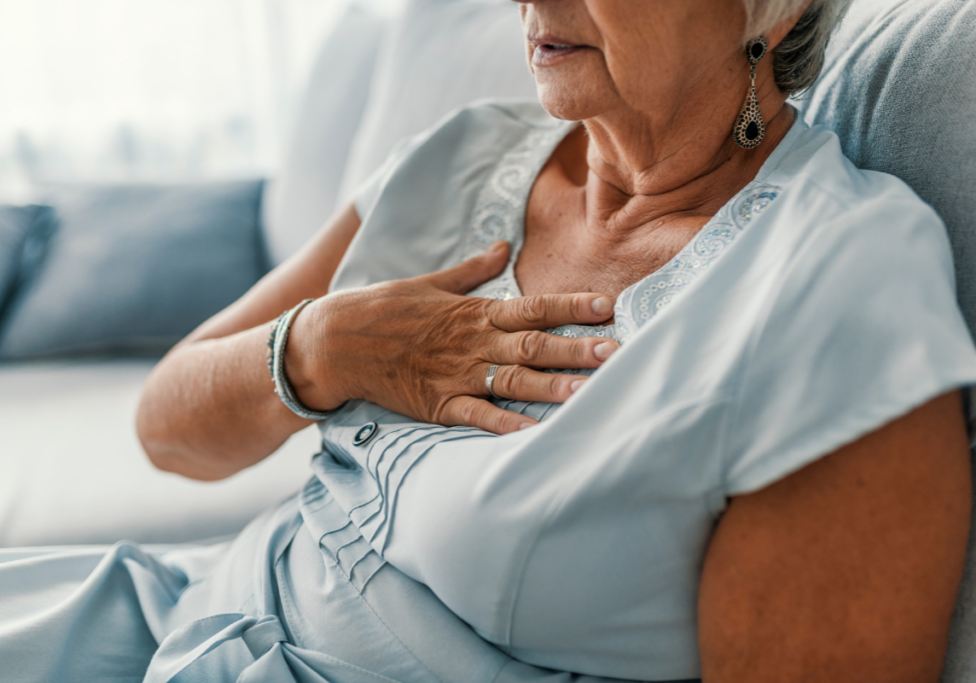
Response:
[576,95,795,239]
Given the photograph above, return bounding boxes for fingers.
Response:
[490,329,618,369]
[425,241,509,294]
[442,395,537,435]
[443,366,591,434]
[481,364,588,404]
[488,292,615,332]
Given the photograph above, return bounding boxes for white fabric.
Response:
[337,0,537,206]
[0,361,318,546]
[261,7,387,266]
[321,101,976,680]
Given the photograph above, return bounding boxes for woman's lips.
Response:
[528,33,591,67]
[531,43,590,67]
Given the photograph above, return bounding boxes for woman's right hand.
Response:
[285,241,619,434]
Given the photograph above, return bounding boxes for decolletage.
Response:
[465,121,785,347]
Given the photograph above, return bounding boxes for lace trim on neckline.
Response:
[464,124,782,344]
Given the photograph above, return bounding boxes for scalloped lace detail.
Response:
[465,126,781,346]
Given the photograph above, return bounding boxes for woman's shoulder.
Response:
[745,119,957,316]
[395,98,569,183]
[371,98,563,175]
[399,98,567,168]
[336,99,570,291]
[722,120,976,495]
[770,121,947,251]
[352,99,563,221]
[398,99,565,159]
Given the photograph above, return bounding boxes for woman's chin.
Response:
[532,65,617,123]
[536,88,601,123]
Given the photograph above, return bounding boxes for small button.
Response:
[353,422,378,447]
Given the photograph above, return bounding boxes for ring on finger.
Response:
[485,365,501,399]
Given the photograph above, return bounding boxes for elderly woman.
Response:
[3,0,976,681]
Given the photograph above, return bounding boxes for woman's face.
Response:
[515,0,749,122]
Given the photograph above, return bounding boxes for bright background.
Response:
[0,0,402,203]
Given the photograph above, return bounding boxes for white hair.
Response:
[742,0,854,94]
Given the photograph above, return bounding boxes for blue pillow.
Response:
[0,180,267,359]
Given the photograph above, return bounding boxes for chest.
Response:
[515,169,712,299]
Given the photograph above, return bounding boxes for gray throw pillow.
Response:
[0,180,267,359]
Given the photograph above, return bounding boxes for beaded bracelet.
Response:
[266,298,340,421]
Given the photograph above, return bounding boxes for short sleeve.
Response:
[725,195,976,495]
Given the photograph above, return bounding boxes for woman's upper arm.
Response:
[698,390,972,682]
[180,202,362,345]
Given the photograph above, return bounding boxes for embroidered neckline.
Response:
[465,117,787,344]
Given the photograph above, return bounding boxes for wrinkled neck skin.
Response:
[517,0,810,261]
[573,79,795,241]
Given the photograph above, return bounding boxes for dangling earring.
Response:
[733,36,768,149]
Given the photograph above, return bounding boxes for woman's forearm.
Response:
[136,323,312,481]
[135,204,364,481]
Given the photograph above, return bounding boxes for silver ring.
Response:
[485,365,501,399]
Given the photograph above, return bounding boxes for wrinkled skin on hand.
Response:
[285,242,619,434]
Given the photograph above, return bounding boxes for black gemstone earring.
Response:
[733,36,768,149]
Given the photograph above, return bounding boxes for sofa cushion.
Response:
[797,1,976,680]
[261,6,387,266]
[337,0,537,203]
[0,180,266,359]
[0,360,318,546]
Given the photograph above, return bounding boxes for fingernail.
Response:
[489,240,507,253]
[518,422,535,431]
[594,341,617,361]
[570,379,586,393]
[590,296,613,317]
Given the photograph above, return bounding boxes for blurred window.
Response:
[0,0,400,202]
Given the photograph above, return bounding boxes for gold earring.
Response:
[733,36,767,149]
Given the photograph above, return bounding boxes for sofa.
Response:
[0,0,537,547]
[2,0,976,676]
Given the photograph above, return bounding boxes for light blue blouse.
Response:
[1,100,975,683]
[320,100,976,679]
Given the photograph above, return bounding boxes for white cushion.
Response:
[0,360,319,546]
[338,0,537,203]
[261,7,387,266]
